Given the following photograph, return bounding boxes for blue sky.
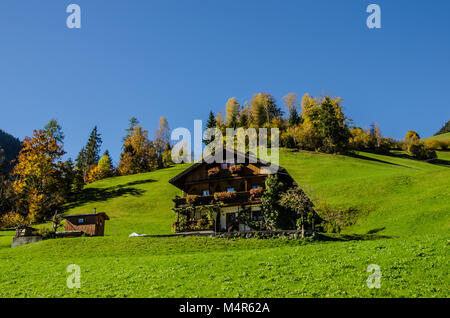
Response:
[0,0,449,162]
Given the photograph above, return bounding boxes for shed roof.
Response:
[63,213,110,220]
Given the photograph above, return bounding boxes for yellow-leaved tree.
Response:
[86,151,115,183]
[12,129,72,223]
[118,125,157,175]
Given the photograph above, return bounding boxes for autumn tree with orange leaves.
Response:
[118,125,157,175]
[12,130,74,223]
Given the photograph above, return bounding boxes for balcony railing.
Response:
[173,191,262,208]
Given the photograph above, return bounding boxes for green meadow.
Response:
[424,132,450,142]
[0,148,449,297]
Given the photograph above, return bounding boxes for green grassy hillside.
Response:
[424,132,450,141]
[279,150,450,236]
[63,149,449,237]
[63,164,190,236]
[0,234,447,297]
[0,149,448,297]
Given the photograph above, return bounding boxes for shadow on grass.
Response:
[120,178,157,187]
[382,151,450,168]
[347,152,412,168]
[366,227,386,234]
[314,232,394,242]
[64,182,151,211]
[427,158,450,167]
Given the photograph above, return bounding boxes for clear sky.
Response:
[0,0,449,162]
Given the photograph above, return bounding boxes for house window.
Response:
[202,190,210,196]
[221,163,228,169]
[227,187,235,192]
[78,218,84,224]
[252,211,263,221]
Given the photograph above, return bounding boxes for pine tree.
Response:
[0,147,5,177]
[206,111,217,128]
[102,150,114,171]
[204,111,217,145]
[84,126,102,166]
[225,98,240,128]
[155,117,170,169]
[239,112,248,128]
[44,119,64,145]
[317,97,350,153]
[76,126,102,182]
[288,107,300,127]
[435,120,450,136]
[124,117,139,141]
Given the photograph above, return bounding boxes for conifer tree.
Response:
[206,111,217,128]
[225,98,240,128]
[155,117,170,169]
[75,126,102,182]
[204,111,217,145]
[44,119,65,145]
[124,117,139,141]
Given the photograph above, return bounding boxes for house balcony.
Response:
[173,191,262,208]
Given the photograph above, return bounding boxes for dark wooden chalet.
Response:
[169,148,294,233]
[63,213,109,236]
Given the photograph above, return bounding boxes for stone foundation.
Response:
[11,236,43,248]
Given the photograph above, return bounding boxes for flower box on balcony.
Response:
[214,191,237,201]
[249,188,263,200]
[207,166,220,177]
[228,164,243,174]
[185,194,199,205]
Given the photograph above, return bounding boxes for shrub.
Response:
[424,139,442,150]
[407,142,437,160]
[261,175,287,230]
[172,218,213,232]
[405,131,420,142]
[440,140,449,150]
[0,212,26,229]
[38,227,54,239]
[280,132,297,149]
[315,203,360,233]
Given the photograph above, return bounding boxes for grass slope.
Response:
[0,149,448,297]
[424,132,450,142]
[63,163,190,236]
[0,235,448,297]
[278,150,450,236]
[61,149,450,237]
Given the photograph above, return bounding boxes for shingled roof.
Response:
[168,147,294,190]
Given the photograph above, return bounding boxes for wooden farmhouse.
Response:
[63,213,109,236]
[169,148,294,233]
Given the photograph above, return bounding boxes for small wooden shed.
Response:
[63,213,109,236]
